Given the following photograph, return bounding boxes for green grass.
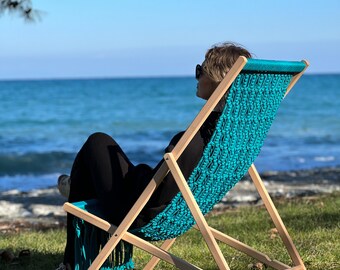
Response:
[1,192,339,269]
[0,229,65,269]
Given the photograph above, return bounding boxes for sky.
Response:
[0,0,339,79]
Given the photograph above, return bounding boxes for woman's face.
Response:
[196,64,217,100]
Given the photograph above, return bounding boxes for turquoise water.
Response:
[0,75,339,191]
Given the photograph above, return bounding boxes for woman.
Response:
[56,42,252,270]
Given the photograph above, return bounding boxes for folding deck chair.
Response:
[64,56,309,270]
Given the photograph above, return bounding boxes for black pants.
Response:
[64,132,141,267]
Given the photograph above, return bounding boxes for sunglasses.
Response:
[195,64,203,80]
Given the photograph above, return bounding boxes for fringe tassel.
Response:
[73,218,134,270]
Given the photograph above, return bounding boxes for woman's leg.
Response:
[64,132,135,267]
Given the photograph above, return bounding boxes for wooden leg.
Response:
[164,153,230,270]
[248,164,306,270]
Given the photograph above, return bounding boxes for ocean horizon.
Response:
[1,74,339,191]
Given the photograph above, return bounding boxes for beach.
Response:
[1,166,339,232]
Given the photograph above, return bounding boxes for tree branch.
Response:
[0,0,41,22]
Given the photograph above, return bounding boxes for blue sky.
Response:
[0,0,339,79]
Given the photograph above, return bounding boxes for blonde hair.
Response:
[203,42,252,84]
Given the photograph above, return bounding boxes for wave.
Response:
[0,151,75,176]
[0,173,60,191]
[0,148,165,176]
[314,156,336,162]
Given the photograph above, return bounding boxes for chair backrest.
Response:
[134,59,307,241]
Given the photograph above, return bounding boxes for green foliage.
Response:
[0,0,40,21]
[0,192,339,269]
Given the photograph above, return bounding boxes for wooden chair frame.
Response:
[64,56,309,270]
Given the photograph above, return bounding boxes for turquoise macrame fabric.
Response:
[73,217,134,270]
[244,59,306,73]
[134,71,293,240]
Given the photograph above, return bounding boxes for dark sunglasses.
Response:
[195,64,203,80]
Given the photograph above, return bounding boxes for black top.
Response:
[126,111,221,228]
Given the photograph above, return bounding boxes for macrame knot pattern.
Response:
[135,71,292,241]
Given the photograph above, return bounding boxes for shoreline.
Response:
[0,166,339,231]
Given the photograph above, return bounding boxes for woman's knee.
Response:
[88,132,111,142]
[86,132,115,149]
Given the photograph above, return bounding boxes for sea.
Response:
[0,74,339,191]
